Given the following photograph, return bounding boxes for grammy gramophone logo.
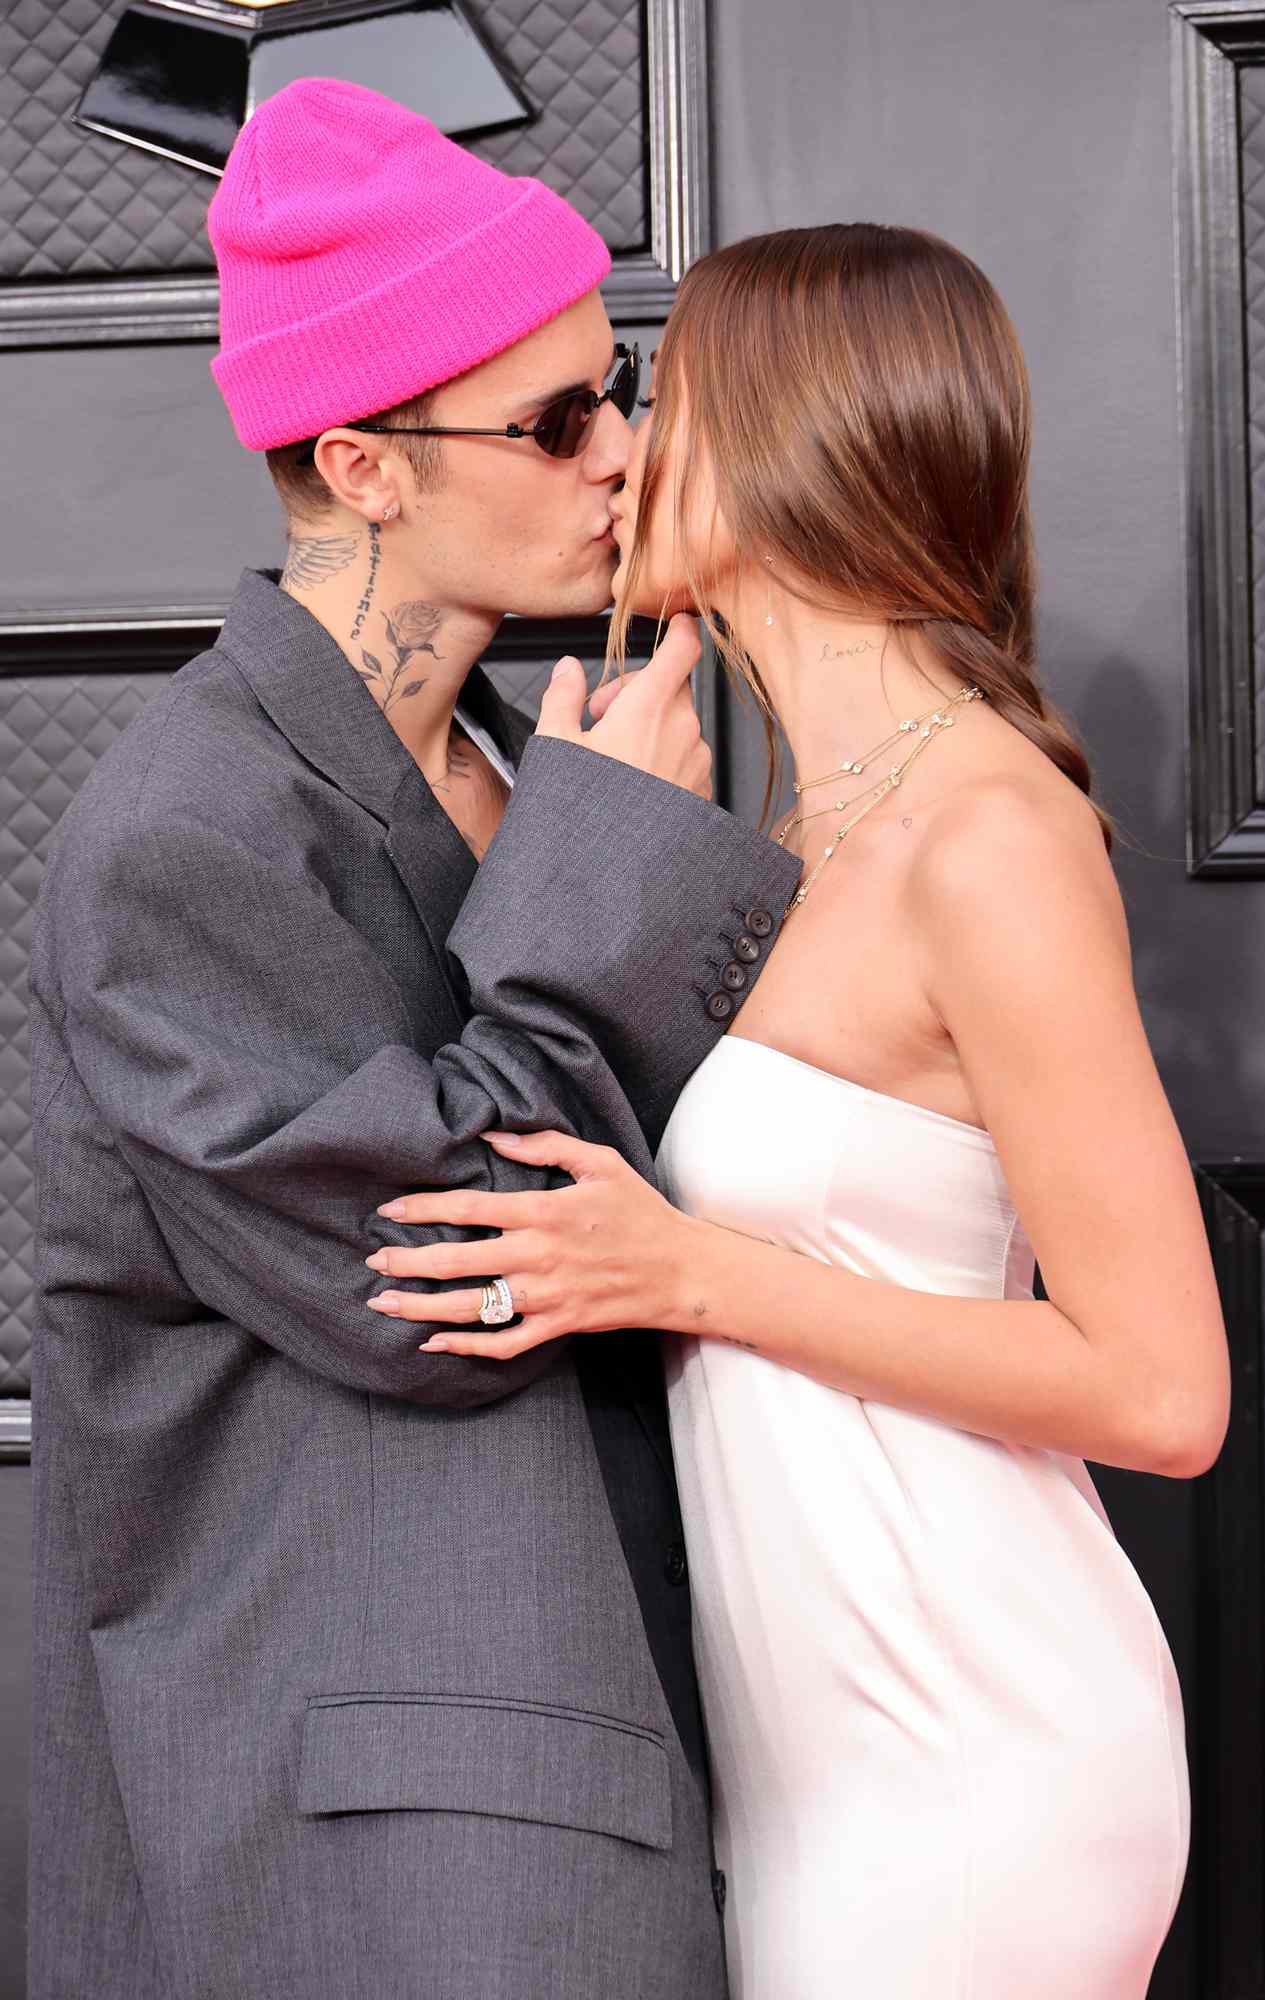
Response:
[73,0,533,175]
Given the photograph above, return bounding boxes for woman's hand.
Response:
[365,1130,697,1357]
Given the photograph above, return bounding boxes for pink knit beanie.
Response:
[207,76,613,450]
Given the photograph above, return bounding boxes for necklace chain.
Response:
[792,691,960,796]
[777,684,984,909]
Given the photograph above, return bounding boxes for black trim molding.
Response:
[0,0,710,349]
[1172,2,1265,873]
[1192,1160,1265,1995]
[0,608,663,677]
[0,1401,30,1463]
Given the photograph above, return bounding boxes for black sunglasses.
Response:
[293,342,647,466]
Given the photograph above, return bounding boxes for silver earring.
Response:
[382,502,398,522]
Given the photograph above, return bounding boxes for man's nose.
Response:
[581,401,633,485]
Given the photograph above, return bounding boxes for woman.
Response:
[363,224,1229,1996]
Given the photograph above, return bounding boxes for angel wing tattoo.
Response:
[280,535,361,591]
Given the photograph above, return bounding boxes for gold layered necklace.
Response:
[776,683,984,907]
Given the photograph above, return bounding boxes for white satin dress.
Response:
[657,1034,1189,2000]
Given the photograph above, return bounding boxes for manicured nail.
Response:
[368,1293,401,1314]
[377,1200,406,1219]
[419,1339,450,1353]
[365,1251,388,1271]
[484,1130,521,1147]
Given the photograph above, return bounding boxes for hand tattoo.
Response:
[281,533,359,591]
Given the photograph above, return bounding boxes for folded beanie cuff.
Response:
[210,179,613,451]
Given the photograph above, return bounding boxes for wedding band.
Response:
[478,1277,515,1326]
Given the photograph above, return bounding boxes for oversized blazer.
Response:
[27,566,800,2000]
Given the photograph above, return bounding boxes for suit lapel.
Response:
[218,568,533,1027]
[384,661,532,1019]
[383,769,477,1027]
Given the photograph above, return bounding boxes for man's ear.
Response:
[312,432,395,521]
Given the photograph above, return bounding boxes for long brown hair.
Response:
[607,222,1109,845]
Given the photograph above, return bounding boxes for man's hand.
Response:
[534,612,712,800]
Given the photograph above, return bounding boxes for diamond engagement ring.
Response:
[478,1277,515,1326]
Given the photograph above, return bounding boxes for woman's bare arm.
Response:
[659,783,1230,1474]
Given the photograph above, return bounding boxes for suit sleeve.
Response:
[47,732,800,1411]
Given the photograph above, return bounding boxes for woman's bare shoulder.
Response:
[908,727,1122,945]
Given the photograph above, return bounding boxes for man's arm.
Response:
[46,744,798,1412]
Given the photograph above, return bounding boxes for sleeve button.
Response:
[746,908,773,938]
[734,933,760,963]
[720,962,748,992]
[705,991,734,1022]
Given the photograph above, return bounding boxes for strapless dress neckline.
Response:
[716,1033,994,1142]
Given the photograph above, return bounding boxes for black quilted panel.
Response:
[0,645,608,1397]
[0,674,168,1395]
[0,0,646,282]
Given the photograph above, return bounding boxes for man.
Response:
[27,76,800,2000]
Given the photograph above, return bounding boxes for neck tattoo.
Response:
[430,735,474,797]
[281,533,359,592]
[355,597,446,714]
[350,523,382,643]
[819,638,881,662]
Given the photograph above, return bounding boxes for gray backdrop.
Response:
[3,1,1261,1995]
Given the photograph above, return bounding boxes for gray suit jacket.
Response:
[27,567,800,2000]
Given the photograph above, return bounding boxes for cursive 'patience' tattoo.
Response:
[356,597,446,713]
[350,522,382,643]
[819,638,880,662]
[281,533,359,591]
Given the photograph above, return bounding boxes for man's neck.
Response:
[278,518,501,782]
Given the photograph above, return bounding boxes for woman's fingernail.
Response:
[377,1200,406,1220]
[365,1251,388,1271]
[368,1293,401,1314]
[485,1131,521,1147]
[420,1340,450,1353]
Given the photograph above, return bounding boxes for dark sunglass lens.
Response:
[535,391,595,458]
[611,347,640,418]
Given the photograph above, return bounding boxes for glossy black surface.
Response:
[74,0,532,176]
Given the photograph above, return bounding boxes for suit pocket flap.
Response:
[297,1694,672,1851]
